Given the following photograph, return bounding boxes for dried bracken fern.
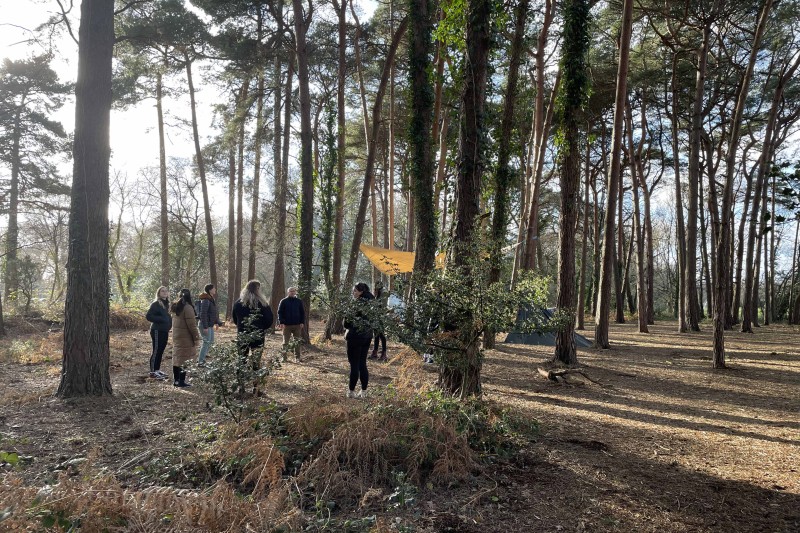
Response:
[295,396,476,506]
[392,346,438,394]
[1,470,297,532]
[283,394,358,442]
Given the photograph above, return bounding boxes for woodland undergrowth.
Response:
[0,365,537,531]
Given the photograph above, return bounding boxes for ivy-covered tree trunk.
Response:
[553,0,590,366]
[444,0,491,396]
[293,0,314,341]
[57,0,114,397]
[485,0,528,349]
[594,0,633,348]
[408,0,436,278]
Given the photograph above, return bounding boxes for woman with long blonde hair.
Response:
[232,280,274,394]
[145,286,172,380]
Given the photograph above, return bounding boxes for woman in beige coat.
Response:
[170,288,200,387]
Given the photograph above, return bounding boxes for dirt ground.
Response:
[1,319,798,532]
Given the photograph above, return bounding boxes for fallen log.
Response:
[537,367,604,386]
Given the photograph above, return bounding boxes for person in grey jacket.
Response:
[145,286,172,380]
[197,283,224,366]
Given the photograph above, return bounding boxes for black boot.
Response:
[379,350,387,362]
[369,348,378,360]
[174,367,191,387]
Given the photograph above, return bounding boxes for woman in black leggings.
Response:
[344,282,374,398]
[145,286,172,380]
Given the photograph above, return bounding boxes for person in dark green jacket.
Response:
[145,286,172,380]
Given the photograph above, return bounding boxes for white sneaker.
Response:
[155,370,168,378]
[347,389,356,398]
[357,389,367,399]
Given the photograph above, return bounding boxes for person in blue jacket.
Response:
[145,286,172,380]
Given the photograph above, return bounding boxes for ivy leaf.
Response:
[0,452,19,466]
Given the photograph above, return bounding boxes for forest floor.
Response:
[0,317,798,532]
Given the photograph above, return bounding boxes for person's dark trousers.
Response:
[347,338,372,391]
[150,329,169,372]
[172,366,186,385]
[371,333,386,357]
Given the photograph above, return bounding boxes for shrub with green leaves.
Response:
[193,313,281,422]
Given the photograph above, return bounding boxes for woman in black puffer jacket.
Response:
[145,286,172,380]
[343,282,374,398]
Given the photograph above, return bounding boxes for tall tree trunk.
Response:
[408,0,437,278]
[248,72,266,280]
[768,171,776,324]
[156,70,169,288]
[453,0,489,257]
[389,0,396,258]
[615,167,626,323]
[553,0,590,365]
[486,0,528,347]
[713,0,773,367]
[58,0,114,397]
[293,0,314,341]
[789,216,800,324]
[185,55,217,287]
[622,228,636,314]
[685,11,716,332]
[332,0,346,292]
[522,0,555,271]
[699,172,711,318]
[576,121,591,330]
[5,109,22,302]
[742,51,799,331]
[442,0,491,396]
[733,151,757,324]
[235,82,249,297]
[670,57,687,332]
[227,145,236,318]
[594,0,633,348]
[272,29,292,318]
[591,123,606,313]
[342,18,408,290]
[626,103,648,333]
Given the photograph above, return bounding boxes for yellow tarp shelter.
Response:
[359,244,445,275]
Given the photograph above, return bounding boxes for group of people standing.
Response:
[144,279,385,397]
